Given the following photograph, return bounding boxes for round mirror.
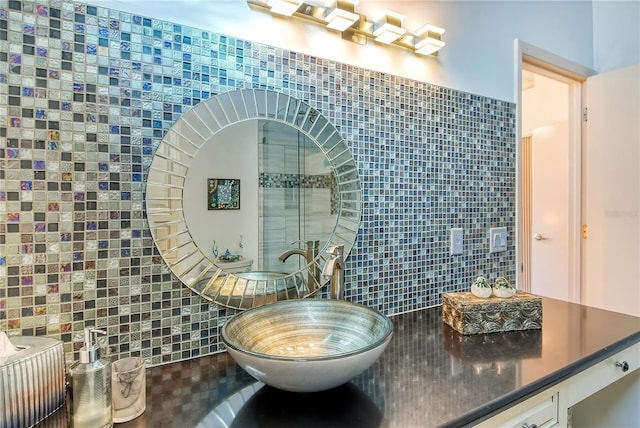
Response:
[146,89,362,310]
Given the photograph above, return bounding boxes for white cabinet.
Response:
[567,341,640,427]
[570,369,639,427]
[474,388,563,428]
[566,341,640,407]
[475,341,639,428]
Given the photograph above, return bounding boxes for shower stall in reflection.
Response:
[258,120,338,274]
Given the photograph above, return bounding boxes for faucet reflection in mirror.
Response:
[279,240,321,293]
[322,245,346,300]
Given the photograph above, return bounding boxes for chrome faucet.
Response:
[322,244,345,300]
[278,240,320,291]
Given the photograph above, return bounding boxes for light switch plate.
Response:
[450,228,463,255]
[489,227,508,253]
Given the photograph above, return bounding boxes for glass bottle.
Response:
[70,328,113,428]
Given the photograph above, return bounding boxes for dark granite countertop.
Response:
[39,297,639,428]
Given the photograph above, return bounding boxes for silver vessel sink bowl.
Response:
[221,299,393,392]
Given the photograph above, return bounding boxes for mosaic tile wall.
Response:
[0,0,516,366]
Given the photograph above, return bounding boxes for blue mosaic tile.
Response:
[0,0,515,366]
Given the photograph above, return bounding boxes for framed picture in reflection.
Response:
[208,178,240,210]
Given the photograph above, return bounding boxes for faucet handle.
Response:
[326,244,344,256]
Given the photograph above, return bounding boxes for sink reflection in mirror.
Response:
[146,89,362,310]
[190,273,298,309]
[187,262,323,310]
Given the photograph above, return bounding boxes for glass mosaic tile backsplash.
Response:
[0,0,516,366]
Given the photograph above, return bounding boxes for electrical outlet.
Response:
[489,227,508,253]
[450,228,463,255]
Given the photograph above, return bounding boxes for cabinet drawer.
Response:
[566,341,640,406]
[475,389,559,428]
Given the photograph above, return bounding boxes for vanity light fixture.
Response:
[372,10,406,44]
[414,24,445,56]
[325,0,360,32]
[246,0,446,57]
[268,0,304,16]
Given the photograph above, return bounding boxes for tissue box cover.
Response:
[1,336,65,428]
[442,292,542,335]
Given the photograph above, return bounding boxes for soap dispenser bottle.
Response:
[70,327,113,428]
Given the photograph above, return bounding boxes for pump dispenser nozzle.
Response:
[79,328,107,364]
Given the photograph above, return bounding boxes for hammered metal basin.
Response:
[221,299,393,392]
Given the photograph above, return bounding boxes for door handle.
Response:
[533,233,546,241]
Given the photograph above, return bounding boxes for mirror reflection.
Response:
[145,90,361,309]
[182,120,337,275]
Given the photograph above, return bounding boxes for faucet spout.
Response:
[322,245,345,300]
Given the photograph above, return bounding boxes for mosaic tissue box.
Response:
[442,292,542,335]
[1,336,66,428]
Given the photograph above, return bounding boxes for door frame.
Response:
[513,39,595,302]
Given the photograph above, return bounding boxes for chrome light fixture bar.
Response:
[247,0,445,56]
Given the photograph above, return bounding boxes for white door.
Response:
[530,122,571,300]
[522,66,580,302]
[582,64,640,316]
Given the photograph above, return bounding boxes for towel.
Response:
[0,332,20,360]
